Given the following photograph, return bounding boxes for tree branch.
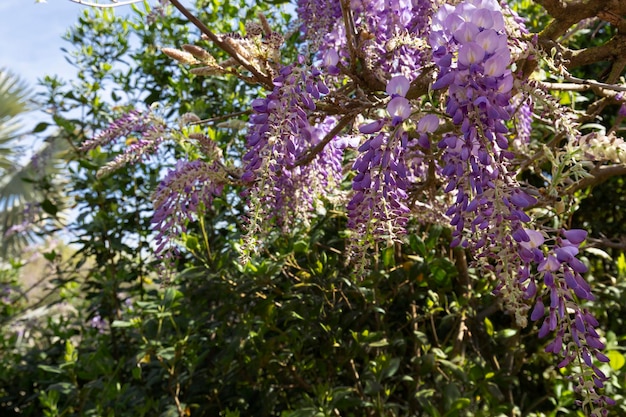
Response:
[167,0,274,89]
[567,164,626,193]
[294,111,359,167]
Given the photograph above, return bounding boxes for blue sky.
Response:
[0,0,85,92]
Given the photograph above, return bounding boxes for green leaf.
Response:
[484,317,494,337]
[185,235,199,251]
[410,234,426,256]
[369,338,390,348]
[381,357,401,379]
[111,320,134,328]
[43,250,57,262]
[607,350,625,371]
[32,122,49,133]
[445,398,471,415]
[383,246,395,268]
[48,382,75,395]
[293,240,308,253]
[38,364,63,374]
[618,253,626,278]
[443,382,461,412]
[41,198,58,215]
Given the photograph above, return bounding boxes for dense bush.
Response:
[1,1,626,416]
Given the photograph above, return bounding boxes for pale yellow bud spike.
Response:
[161,48,200,65]
[257,13,272,37]
[190,66,224,76]
[181,44,217,65]
[219,57,239,69]
[224,37,251,61]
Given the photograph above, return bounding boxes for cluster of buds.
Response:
[162,13,283,80]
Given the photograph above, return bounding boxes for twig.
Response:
[188,109,251,126]
[587,236,626,250]
[566,164,626,193]
[167,0,273,88]
[294,111,359,167]
[564,75,626,93]
[340,0,358,75]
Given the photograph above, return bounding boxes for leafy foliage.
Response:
[1,1,626,417]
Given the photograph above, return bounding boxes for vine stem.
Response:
[294,111,359,167]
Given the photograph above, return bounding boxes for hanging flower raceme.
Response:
[346,75,412,263]
[80,108,168,178]
[151,155,228,258]
[526,229,615,413]
[241,61,343,258]
[430,0,611,412]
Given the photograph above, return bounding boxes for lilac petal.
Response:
[484,54,508,77]
[555,246,577,262]
[458,42,485,66]
[432,71,456,90]
[323,49,339,67]
[563,229,587,244]
[359,120,385,134]
[539,256,560,272]
[557,356,573,368]
[524,278,537,298]
[538,319,550,338]
[564,270,579,289]
[509,191,536,208]
[418,114,440,133]
[569,257,588,274]
[387,96,412,120]
[574,313,586,333]
[512,227,530,243]
[530,299,544,321]
[586,335,605,350]
[386,75,410,97]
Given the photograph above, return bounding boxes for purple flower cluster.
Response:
[522,229,614,412]
[151,159,226,257]
[80,110,148,151]
[429,1,612,411]
[241,62,343,254]
[80,109,168,178]
[430,0,517,248]
[296,0,343,52]
[347,76,413,261]
[297,0,433,83]
[512,95,533,147]
[350,0,433,79]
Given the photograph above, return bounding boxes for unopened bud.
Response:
[161,48,200,65]
[181,44,217,65]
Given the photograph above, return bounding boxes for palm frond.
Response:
[0,134,70,259]
[0,69,32,171]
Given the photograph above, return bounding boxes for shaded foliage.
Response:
[0,1,625,417]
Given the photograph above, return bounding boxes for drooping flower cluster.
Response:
[297,0,433,83]
[80,108,168,178]
[429,0,611,411]
[80,0,619,412]
[429,0,518,248]
[241,61,343,256]
[523,229,614,413]
[296,0,343,52]
[151,158,228,257]
[346,76,413,262]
